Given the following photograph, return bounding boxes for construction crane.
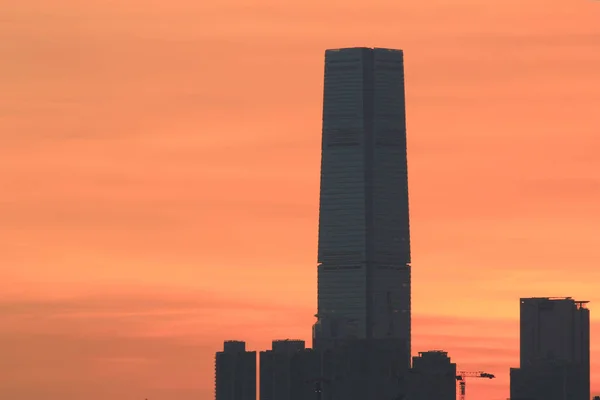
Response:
[456,371,495,400]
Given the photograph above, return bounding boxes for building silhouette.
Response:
[212,46,600,400]
[259,340,320,400]
[215,341,256,400]
[510,297,590,400]
[305,46,412,400]
[215,47,412,400]
[407,350,457,400]
[313,47,411,362]
[319,338,410,400]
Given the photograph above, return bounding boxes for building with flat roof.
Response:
[318,338,408,400]
[307,46,412,400]
[215,341,256,400]
[313,47,411,364]
[510,297,590,400]
[407,350,456,400]
[259,340,320,400]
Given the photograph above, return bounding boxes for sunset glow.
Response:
[2,1,600,399]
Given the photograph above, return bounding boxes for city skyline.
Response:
[216,48,594,400]
[2,0,600,399]
[219,46,415,400]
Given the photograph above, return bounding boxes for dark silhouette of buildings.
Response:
[215,341,256,400]
[510,297,590,400]
[319,338,410,400]
[259,340,320,400]
[407,350,457,400]
[216,47,413,400]
[313,46,411,361]
[213,47,597,400]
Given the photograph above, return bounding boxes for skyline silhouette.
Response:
[2,0,600,399]
[215,48,594,400]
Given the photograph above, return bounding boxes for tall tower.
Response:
[314,47,411,356]
[510,297,590,400]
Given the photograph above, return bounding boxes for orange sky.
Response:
[1,0,600,399]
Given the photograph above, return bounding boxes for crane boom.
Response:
[455,371,495,400]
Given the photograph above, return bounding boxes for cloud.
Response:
[0,287,307,323]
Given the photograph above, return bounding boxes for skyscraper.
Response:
[510,297,590,400]
[215,341,257,400]
[313,47,411,356]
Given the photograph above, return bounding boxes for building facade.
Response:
[314,47,411,361]
[510,297,590,400]
[259,340,320,400]
[318,338,409,400]
[407,350,457,400]
[215,341,256,400]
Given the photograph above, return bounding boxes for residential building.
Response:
[215,341,256,400]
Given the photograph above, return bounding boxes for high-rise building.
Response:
[216,47,413,400]
[407,350,457,400]
[320,338,410,400]
[510,297,590,400]
[259,340,320,400]
[215,341,256,400]
[313,47,411,359]
[519,297,590,368]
